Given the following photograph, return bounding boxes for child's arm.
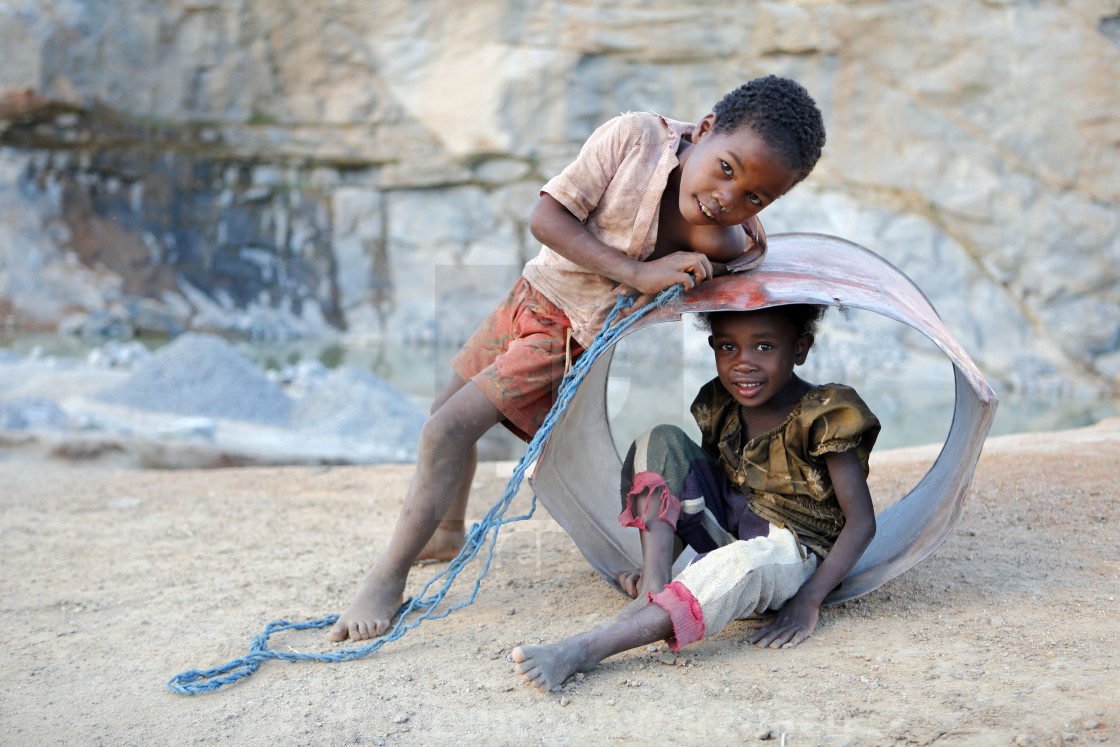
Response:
[530,194,715,295]
[748,448,876,648]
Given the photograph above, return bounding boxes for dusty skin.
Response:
[324,522,468,641]
[1,420,1118,745]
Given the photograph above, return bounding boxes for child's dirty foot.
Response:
[617,570,642,598]
[327,567,406,642]
[416,522,466,562]
[512,640,592,693]
[617,568,668,602]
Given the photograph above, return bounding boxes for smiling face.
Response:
[708,308,813,411]
[676,114,800,228]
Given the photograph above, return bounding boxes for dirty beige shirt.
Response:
[522,112,767,348]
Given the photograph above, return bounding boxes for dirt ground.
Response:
[1,418,1117,746]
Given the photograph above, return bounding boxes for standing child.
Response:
[329,76,827,642]
[513,305,880,691]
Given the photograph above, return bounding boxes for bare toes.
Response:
[617,570,641,598]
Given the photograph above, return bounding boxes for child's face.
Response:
[677,114,800,228]
[708,309,811,409]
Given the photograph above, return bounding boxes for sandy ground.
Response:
[1,419,1117,747]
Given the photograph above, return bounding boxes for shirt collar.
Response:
[656,114,697,158]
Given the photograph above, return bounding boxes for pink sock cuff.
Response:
[618,472,681,530]
[647,580,704,652]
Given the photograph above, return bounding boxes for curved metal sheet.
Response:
[530,233,999,604]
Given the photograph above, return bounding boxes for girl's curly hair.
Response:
[695,304,826,338]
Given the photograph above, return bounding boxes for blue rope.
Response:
[168,284,684,694]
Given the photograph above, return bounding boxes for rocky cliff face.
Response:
[1,0,1118,395]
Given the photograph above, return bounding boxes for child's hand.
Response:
[746,595,820,648]
[628,251,714,295]
[747,450,876,650]
[614,285,655,318]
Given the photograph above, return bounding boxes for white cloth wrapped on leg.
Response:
[648,523,817,650]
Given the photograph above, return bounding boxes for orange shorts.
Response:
[451,278,584,442]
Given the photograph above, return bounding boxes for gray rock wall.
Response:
[1,0,1118,394]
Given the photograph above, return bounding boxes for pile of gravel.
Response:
[292,364,425,459]
[94,333,293,426]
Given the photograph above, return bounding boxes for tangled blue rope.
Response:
[168,284,684,694]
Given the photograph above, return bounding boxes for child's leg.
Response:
[617,488,676,599]
[667,527,816,644]
[515,530,816,692]
[328,379,501,642]
[616,424,715,599]
[417,375,479,561]
[513,601,673,693]
[415,447,475,560]
[330,278,573,641]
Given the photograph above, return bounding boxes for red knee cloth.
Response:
[619,472,682,530]
[648,581,704,651]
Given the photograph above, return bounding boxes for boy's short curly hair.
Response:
[696,304,827,338]
[712,75,826,185]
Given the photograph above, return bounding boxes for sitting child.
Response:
[329,77,828,643]
[513,304,880,691]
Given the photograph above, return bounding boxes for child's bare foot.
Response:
[616,568,669,599]
[617,569,642,598]
[512,638,595,693]
[416,521,466,562]
[327,565,406,642]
